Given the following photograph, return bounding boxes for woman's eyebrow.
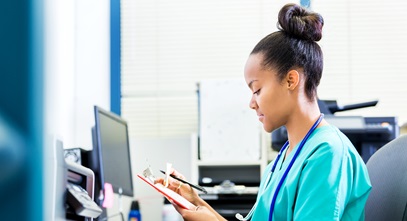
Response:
[248,80,258,89]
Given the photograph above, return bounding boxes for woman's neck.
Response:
[284,101,327,156]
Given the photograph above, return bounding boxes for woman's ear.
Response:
[286,70,300,90]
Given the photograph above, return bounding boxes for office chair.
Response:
[365,135,407,221]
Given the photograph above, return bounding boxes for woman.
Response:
[157,3,371,220]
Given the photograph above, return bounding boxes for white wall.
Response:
[43,0,110,220]
[43,0,110,149]
[44,0,76,148]
[74,0,111,150]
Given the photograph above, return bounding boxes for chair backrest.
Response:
[365,135,407,221]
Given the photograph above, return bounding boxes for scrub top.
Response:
[252,125,371,220]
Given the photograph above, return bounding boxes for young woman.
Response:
[157,3,371,220]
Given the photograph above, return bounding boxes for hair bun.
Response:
[278,3,324,41]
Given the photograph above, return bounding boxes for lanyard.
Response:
[235,114,324,221]
[268,113,324,221]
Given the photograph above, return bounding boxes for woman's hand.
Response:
[155,168,201,205]
[172,203,219,221]
[155,168,226,221]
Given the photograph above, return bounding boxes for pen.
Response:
[160,170,208,194]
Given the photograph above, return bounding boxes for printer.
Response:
[49,138,102,221]
[272,99,399,162]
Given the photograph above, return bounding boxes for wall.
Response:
[42,0,110,220]
[43,0,110,149]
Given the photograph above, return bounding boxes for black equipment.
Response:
[198,165,260,220]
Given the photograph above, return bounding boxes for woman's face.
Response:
[244,53,292,132]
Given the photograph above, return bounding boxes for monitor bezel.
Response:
[93,105,134,197]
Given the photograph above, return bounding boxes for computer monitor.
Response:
[90,106,134,199]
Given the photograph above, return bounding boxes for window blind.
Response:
[121,0,407,139]
[314,0,407,124]
[121,0,292,138]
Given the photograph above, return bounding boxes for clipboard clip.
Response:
[142,166,155,183]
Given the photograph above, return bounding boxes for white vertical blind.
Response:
[122,0,407,139]
[314,0,407,124]
[121,0,293,138]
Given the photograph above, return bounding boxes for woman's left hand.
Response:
[172,203,219,221]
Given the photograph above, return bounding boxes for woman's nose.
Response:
[249,95,258,110]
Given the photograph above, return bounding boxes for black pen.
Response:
[160,170,208,194]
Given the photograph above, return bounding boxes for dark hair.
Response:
[251,3,324,100]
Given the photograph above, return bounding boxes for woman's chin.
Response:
[262,122,282,133]
[263,125,274,133]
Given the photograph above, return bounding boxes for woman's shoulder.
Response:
[304,125,360,160]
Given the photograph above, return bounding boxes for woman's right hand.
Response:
[155,168,201,206]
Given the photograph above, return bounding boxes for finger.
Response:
[169,168,186,180]
[168,179,186,193]
[154,177,165,184]
[161,178,185,192]
[169,177,182,187]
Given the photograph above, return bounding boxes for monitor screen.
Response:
[93,106,134,197]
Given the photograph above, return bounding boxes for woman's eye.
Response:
[253,89,261,95]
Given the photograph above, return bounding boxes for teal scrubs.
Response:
[252,125,371,220]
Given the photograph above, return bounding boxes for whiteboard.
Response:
[199,79,261,161]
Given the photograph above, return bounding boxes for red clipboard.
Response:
[137,174,196,210]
